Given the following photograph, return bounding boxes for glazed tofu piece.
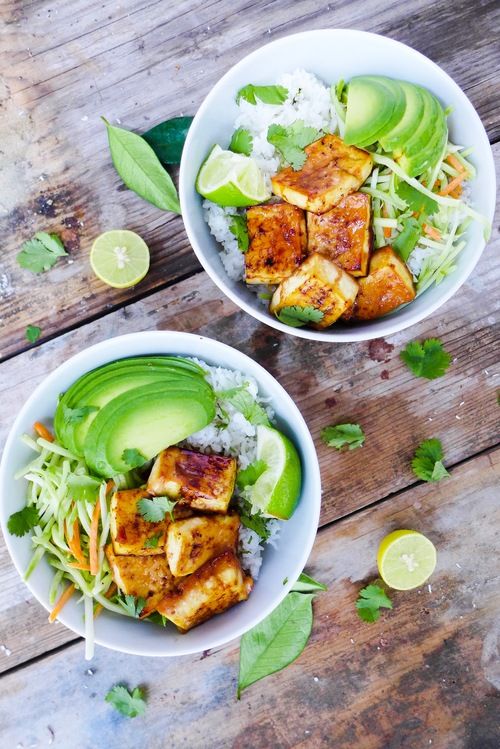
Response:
[271,134,373,214]
[270,252,359,328]
[307,192,371,276]
[156,550,253,632]
[147,447,237,513]
[343,246,416,321]
[166,513,240,577]
[110,488,166,556]
[245,203,307,284]
[106,543,175,600]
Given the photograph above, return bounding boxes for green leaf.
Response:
[121,448,147,469]
[291,572,327,593]
[144,532,161,549]
[238,592,314,696]
[396,181,438,215]
[392,217,422,261]
[218,386,270,426]
[321,423,365,451]
[102,118,180,213]
[67,474,102,502]
[400,338,452,380]
[137,496,177,522]
[229,127,253,156]
[105,685,146,718]
[275,305,324,328]
[118,594,146,618]
[17,232,67,273]
[7,505,40,537]
[238,498,271,541]
[62,404,99,425]
[355,584,392,623]
[236,84,288,106]
[229,213,249,252]
[25,325,41,343]
[236,459,267,489]
[411,438,450,482]
[267,121,321,170]
[141,116,193,164]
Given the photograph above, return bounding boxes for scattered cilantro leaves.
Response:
[236,459,267,489]
[396,181,438,215]
[218,386,270,426]
[229,127,253,156]
[25,325,41,343]
[119,594,146,618]
[17,232,67,273]
[239,498,271,541]
[122,448,147,469]
[62,404,99,425]
[321,423,365,450]
[144,532,162,549]
[356,584,392,623]
[275,305,324,328]
[7,505,40,537]
[236,84,288,106]
[267,121,321,170]
[412,438,449,482]
[229,214,249,252]
[137,496,177,522]
[400,338,452,380]
[105,685,146,718]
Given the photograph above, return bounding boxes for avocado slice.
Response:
[83,381,216,477]
[344,77,398,147]
[393,86,439,171]
[352,76,406,148]
[379,81,425,153]
[399,98,448,177]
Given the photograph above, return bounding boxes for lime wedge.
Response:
[90,230,150,288]
[196,145,271,206]
[377,530,437,590]
[250,425,301,520]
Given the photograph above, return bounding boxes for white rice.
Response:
[183,361,280,579]
[203,68,336,284]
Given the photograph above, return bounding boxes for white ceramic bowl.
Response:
[180,29,496,342]
[0,331,321,656]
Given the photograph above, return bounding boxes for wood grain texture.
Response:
[1,0,499,359]
[1,449,498,749]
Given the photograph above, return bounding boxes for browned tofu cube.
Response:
[270,252,359,328]
[147,447,237,513]
[106,544,175,601]
[245,203,307,284]
[156,550,253,632]
[343,246,416,321]
[166,513,240,577]
[307,192,371,276]
[110,488,166,556]
[271,134,373,214]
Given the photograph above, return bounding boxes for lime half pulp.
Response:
[377,529,437,590]
[90,230,150,288]
[196,145,270,207]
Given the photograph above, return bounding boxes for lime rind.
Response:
[196,144,270,206]
[250,425,302,520]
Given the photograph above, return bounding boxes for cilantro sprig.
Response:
[275,305,324,328]
[25,324,41,343]
[321,423,365,451]
[17,232,67,273]
[7,505,40,537]
[137,496,177,522]
[355,584,392,623]
[105,685,146,718]
[218,386,270,426]
[236,84,288,106]
[400,338,452,380]
[144,532,162,549]
[411,438,449,482]
[229,127,253,156]
[229,214,249,252]
[121,448,147,469]
[267,121,321,170]
[62,404,99,425]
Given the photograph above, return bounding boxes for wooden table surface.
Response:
[1,1,499,747]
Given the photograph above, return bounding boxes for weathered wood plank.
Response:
[1,449,498,749]
[1,0,499,359]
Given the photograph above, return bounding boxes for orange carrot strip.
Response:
[94,583,117,619]
[65,519,87,566]
[450,184,463,199]
[34,422,54,442]
[49,583,76,622]
[105,480,115,494]
[383,226,392,238]
[445,154,466,173]
[423,224,442,241]
[89,500,101,576]
[68,562,91,571]
[439,172,467,196]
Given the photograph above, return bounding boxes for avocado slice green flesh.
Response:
[344,77,398,147]
[83,382,216,477]
[399,96,448,177]
[379,81,425,152]
[351,76,406,148]
[395,86,439,160]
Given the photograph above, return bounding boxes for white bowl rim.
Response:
[0,331,321,656]
[179,28,496,342]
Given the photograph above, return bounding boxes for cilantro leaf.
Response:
[67,474,102,502]
[238,499,271,541]
[229,127,253,156]
[236,84,288,106]
[17,232,67,273]
[392,217,422,261]
[118,595,146,618]
[236,459,267,489]
[25,324,41,343]
[122,448,147,469]
[137,496,177,522]
[267,121,321,170]
[411,438,450,482]
[218,386,270,426]
[105,685,146,718]
[396,181,438,215]
[7,505,40,537]
[229,214,249,252]
[355,584,392,623]
[275,305,324,328]
[62,404,99,425]
[400,338,452,380]
[321,423,365,450]
[144,532,161,549]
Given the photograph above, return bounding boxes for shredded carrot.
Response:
[65,518,87,566]
[68,561,91,571]
[445,153,466,173]
[34,421,54,442]
[449,184,463,199]
[49,583,75,622]
[94,583,117,619]
[423,224,442,241]
[89,500,101,576]
[439,172,467,196]
[105,480,115,494]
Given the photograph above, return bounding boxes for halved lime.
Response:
[377,530,437,590]
[196,145,270,206]
[250,425,302,520]
[90,230,150,288]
